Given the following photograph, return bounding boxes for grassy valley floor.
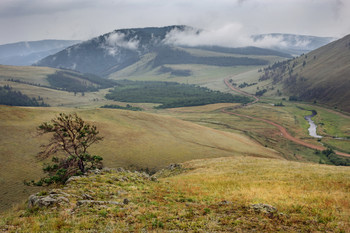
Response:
[160,101,350,163]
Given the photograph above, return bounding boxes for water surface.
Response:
[304,110,322,138]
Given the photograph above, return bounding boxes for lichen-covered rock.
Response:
[56,196,69,203]
[27,193,69,208]
[168,163,182,170]
[49,189,70,197]
[65,176,82,184]
[26,168,147,211]
[250,203,278,214]
[82,193,94,200]
[153,163,186,178]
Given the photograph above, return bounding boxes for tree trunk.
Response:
[78,159,85,173]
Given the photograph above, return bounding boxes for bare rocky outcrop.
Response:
[26,167,158,210]
[250,203,278,214]
[152,163,186,178]
[28,190,70,208]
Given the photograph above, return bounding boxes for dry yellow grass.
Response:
[168,156,350,230]
[165,103,240,113]
[0,65,56,86]
[0,105,280,211]
[0,79,119,107]
[1,155,348,232]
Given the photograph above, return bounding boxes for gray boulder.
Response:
[28,193,69,208]
[250,203,278,214]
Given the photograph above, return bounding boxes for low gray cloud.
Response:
[163,23,252,48]
[0,0,349,45]
[0,0,94,17]
[163,25,314,49]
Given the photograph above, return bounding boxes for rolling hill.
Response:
[0,65,116,106]
[0,65,114,91]
[0,105,280,211]
[256,34,350,113]
[0,65,121,108]
[35,26,291,77]
[0,40,80,66]
[0,64,254,108]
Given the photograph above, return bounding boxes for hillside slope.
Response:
[0,65,117,107]
[258,34,350,112]
[1,156,349,232]
[0,65,114,91]
[0,105,279,211]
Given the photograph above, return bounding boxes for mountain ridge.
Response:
[35,26,293,77]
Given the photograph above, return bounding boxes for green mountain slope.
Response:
[258,34,350,112]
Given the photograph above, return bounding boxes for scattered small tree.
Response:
[32,113,103,185]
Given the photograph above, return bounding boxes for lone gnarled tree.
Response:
[35,113,103,185]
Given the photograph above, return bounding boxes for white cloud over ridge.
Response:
[163,25,304,49]
[102,32,140,56]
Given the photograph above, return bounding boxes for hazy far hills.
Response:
[0,40,80,66]
[252,33,336,55]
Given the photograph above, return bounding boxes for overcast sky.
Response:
[0,0,349,45]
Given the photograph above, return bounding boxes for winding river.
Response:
[304,110,322,138]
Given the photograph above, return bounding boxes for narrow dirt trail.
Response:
[224,79,259,105]
[223,78,350,158]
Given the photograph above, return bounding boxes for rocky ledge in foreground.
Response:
[27,167,157,210]
[1,162,338,232]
